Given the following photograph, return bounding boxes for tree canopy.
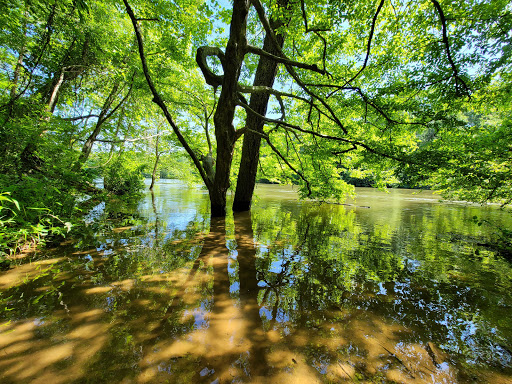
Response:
[122,0,512,214]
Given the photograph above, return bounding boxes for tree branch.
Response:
[341,0,385,87]
[250,0,347,134]
[83,131,170,144]
[0,1,57,114]
[123,0,210,188]
[61,114,100,121]
[196,46,225,89]
[246,44,326,75]
[299,0,330,33]
[100,71,136,125]
[238,99,412,164]
[303,82,430,128]
[430,0,471,97]
[247,127,312,197]
[238,85,332,122]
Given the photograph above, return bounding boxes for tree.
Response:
[404,79,512,205]
[124,0,245,216]
[73,70,136,171]
[122,0,511,217]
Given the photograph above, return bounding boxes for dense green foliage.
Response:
[103,155,145,196]
[0,0,511,248]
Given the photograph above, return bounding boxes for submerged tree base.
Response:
[210,203,227,218]
[232,199,251,212]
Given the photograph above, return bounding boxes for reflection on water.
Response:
[1,180,512,383]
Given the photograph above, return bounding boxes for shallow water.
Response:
[1,180,512,383]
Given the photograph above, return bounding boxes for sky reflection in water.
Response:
[1,180,512,383]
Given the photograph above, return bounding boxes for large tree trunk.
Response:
[208,0,250,217]
[233,0,289,212]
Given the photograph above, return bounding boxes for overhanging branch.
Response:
[341,0,385,87]
[62,114,99,121]
[123,0,211,189]
[430,0,471,97]
[85,131,170,144]
[247,127,312,197]
[238,99,412,164]
[250,0,348,134]
[238,84,334,123]
[303,82,430,128]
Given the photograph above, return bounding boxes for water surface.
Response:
[1,181,511,383]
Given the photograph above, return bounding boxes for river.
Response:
[1,180,511,383]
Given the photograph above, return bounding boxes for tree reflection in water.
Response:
[1,182,512,383]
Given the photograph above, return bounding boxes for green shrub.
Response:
[103,156,145,196]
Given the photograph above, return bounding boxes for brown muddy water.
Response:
[1,180,512,383]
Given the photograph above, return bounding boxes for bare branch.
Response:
[196,46,225,89]
[61,114,100,121]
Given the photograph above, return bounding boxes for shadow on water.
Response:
[1,181,512,383]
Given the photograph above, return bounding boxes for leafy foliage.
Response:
[103,155,145,196]
[0,0,510,247]
[0,191,72,259]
